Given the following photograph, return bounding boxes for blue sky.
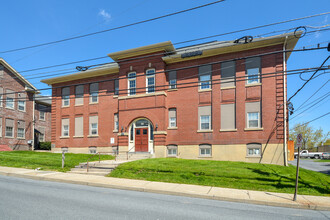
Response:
[0,0,329,133]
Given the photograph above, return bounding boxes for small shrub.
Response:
[39,142,51,150]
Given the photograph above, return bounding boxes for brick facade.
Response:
[42,33,300,165]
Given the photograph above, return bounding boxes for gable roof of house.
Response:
[0,58,39,93]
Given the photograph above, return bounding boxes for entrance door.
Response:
[135,128,148,152]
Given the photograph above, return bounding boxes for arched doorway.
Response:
[128,118,154,153]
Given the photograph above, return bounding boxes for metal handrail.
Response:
[86,152,115,172]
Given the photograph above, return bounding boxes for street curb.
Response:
[0,169,329,211]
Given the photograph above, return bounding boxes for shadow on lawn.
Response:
[247,167,330,195]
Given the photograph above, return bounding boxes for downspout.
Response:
[283,36,288,166]
[32,93,36,151]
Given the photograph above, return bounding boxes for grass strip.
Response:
[0,151,114,172]
[109,158,330,196]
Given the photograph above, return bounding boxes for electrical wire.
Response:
[0,0,226,54]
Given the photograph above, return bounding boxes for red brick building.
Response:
[0,58,51,150]
[42,33,299,165]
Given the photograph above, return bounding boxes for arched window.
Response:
[246,143,262,156]
[167,145,177,157]
[199,144,211,157]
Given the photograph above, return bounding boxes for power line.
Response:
[0,0,226,54]
[2,66,330,102]
[288,55,330,102]
[297,111,330,127]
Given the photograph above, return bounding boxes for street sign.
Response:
[296,133,303,149]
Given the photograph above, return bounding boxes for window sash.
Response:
[63,125,69,136]
[5,126,13,137]
[17,128,25,138]
[199,145,212,156]
[170,117,176,127]
[247,68,260,84]
[128,79,136,95]
[167,148,177,156]
[39,133,45,142]
[90,92,98,103]
[200,115,210,130]
[40,111,45,120]
[18,100,25,111]
[90,123,98,135]
[6,97,14,109]
[147,76,155,93]
[199,74,211,89]
[247,112,260,128]
[62,95,70,106]
[169,79,177,89]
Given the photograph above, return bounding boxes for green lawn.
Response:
[109,158,330,196]
[0,151,114,172]
[315,159,330,162]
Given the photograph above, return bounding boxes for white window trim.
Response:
[199,145,212,157]
[246,143,262,157]
[128,72,136,96]
[62,95,70,107]
[146,69,155,94]
[169,117,176,128]
[247,112,260,128]
[167,145,178,157]
[18,100,26,112]
[246,67,260,84]
[40,111,46,121]
[169,79,176,89]
[62,124,69,137]
[200,115,211,130]
[0,95,3,107]
[90,122,98,136]
[199,74,211,90]
[17,127,25,139]
[5,126,14,138]
[6,97,14,109]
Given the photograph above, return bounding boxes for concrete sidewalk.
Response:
[0,166,329,211]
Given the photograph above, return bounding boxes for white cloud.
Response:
[98,9,111,22]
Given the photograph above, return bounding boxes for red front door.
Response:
[135,128,148,152]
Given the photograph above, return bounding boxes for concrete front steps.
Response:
[69,152,152,176]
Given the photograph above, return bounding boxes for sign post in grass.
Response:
[62,152,65,168]
[293,133,303,201]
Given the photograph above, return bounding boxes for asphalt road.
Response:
[0,175,329,220]
[289,159,330,175]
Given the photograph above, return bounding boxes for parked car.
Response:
[294,150,324,159]
[322,152,330,159]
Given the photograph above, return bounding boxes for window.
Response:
[62,118,69,137]
[221,61,235,88]
[6,89,14,109]
[168,108,177,128]
[221,104,235,130]
[246,57,261,84]
[114,113,119,131]
[75,85,84,105]
[200,116,211,130]
[89,146,97,154]
[89,115,98,136]
[40,111,45,120]
[74,117,83,137]
[199,65,212,90]
[247,143,262,156]
[167,145,178,157]
[199,144,212,157]
[146,69,155,93]
[62,87,70,107]
[18,100,25,111]
[247,112,259,128]
[130,124,134,141]
[90,83,99,103]
[198,106,211,130]
[246,102,261,128]
[169,71,177,89]
[17,121,25,139]
[39,127,45,142]
[128,72,136,96]
[114,79,119,95]
[5,119,14,138]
